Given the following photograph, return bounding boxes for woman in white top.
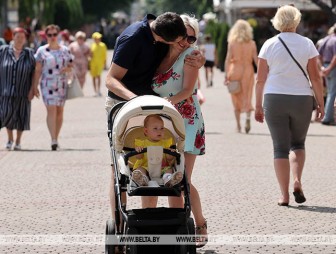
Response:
[255,5,324,206]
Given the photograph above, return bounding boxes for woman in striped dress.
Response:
[0,27,37,150]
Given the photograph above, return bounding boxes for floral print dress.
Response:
[152,48,205,155]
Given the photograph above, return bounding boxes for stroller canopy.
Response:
[112,95,186,152]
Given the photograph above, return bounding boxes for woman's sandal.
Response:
[195,220,208,248]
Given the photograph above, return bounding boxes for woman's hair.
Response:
[227,19,253,43]
[144,114,163,127]
[180,14,199,42]
[75,31,86,39]
[13,27,27,36]
[271,5,301,32]
[45,24,60,35]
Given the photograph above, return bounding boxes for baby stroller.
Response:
[105,95,196,254]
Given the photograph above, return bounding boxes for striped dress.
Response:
[0,45,36,130]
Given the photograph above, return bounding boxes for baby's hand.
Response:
[135,146,143,153]
[168,148,176,153]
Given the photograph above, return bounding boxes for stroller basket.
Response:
[127,208,187,227]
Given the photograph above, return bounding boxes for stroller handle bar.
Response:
[124,147,181,165]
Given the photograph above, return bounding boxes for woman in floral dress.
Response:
[151,15,207,248]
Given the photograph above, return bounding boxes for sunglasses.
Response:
[184,34,197,44]
[47,33,58,38]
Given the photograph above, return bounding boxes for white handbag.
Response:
[66,71,84,100]
[227,80,241,94]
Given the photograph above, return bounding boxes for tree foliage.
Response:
[81,0,133,21]
[18,0,83,29]
[310,0,336,24]
[16,0,133,30]
[145,0,213,19]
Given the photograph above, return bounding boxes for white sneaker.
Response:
[132,170,149,186]
[164,171,183,187]
[5,141,13,150]
[13,144,21,151]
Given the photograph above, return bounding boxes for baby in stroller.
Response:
[131,114,183,187]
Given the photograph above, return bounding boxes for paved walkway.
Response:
[0,51,336,254]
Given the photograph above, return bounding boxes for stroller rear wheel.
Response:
[105,219,117,254]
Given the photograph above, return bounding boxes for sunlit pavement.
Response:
[0,50,335,254]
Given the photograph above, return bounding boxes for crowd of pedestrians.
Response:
[0,5,336,252]
[0,24,107,151]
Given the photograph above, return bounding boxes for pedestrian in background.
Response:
[201,34,216,87]
[318,26,336,126]
[59,30,72,46]
[224,19,258,133]
[90,32,107,97]
[34,24,73,151]
[69,31,91,89]
[3,26,13,44]
[0,27,37,150]
[34,30,47,52]
[255,5,324,206]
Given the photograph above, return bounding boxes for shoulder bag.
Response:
[66,70,84,100]
[278,36,318,110]
[227,80,241,94]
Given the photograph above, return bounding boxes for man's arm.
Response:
[105,62,137,100]
[322,54,336,77]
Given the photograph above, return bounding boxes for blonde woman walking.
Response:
[224,19,258,133]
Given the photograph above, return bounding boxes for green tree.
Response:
[18,0,83,29]
[81,0,133,22]
[145,0,213,19]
